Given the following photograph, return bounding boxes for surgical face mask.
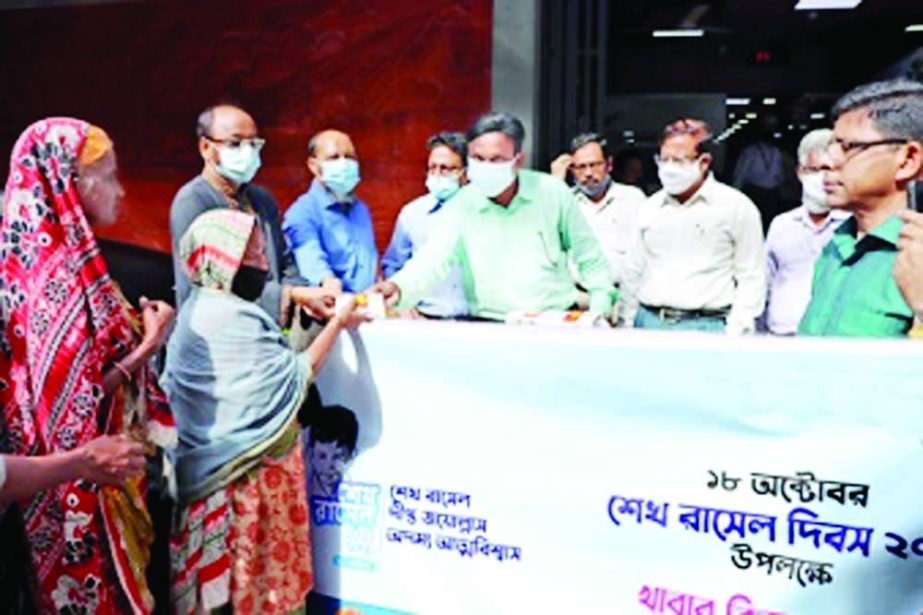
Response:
[576,175,611,199]
[231,265,268,302]
[657,159,703,196]
[467,158,517,198]
[425,173,461,202]
[801,172,830,214]
[215,143,261,185]
[321,158,360,198]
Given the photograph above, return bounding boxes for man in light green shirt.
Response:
[372,112,614,321]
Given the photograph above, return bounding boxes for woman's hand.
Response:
[291,285,338,321]
[75,435,146,485]
[139,296,175,354]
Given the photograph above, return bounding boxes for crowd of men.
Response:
[172,77,923,339]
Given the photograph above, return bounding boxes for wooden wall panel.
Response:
[0,0,492,253]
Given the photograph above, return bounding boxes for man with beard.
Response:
[551,133,646,287]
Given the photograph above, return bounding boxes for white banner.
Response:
[305,321,923,615]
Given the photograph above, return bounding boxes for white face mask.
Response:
[215,143,261,185]
[801,172,830,214]
[425,174,462,201]
[467,158,517,198]
[657,160,703,196]
[320,158,361,198]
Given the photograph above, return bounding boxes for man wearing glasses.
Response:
[282,129,377,294]
[762,129,851,335]
[170,104,330,324]
[381,132,469,319]
[371,111,614,322]
[619,118,765,334]
[798,79,923,337]
[550,133,647,288]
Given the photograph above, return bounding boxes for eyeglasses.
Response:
[205,136,266,151]
[654,154,701,166]
[571,160,607,173]
[427,164,463,176]
[827,138,907,161]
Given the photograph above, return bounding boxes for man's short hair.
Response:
[569,132,610,158]
[832,78,923,142]
[797,128,834,166]
[660,118,715,156]
[427,131,467,165]
[466,111,526,153]
[308,404,359,454]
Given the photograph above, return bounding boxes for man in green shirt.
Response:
[799,79,923,337]
[372,112,614,321]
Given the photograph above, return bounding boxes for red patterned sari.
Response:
[0,118,175,613]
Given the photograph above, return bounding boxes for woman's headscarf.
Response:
[164,209,310,503]
[178,207,256,290]
[0,118,172,612]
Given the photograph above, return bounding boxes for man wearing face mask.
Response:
[550,132,646,286]
[282,129,377,294]
[619,118,765,334]
[762,129,850,335]
[170,104,329,324]
[370,111,614,321]
[381,131,469,318]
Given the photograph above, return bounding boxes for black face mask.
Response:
[231,265,269,302]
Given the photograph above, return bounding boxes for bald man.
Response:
[169,104,333,323]
[282,129,378,293]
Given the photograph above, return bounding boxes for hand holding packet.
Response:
[336,291,386,321]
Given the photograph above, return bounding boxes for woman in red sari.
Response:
[0,118,176,613]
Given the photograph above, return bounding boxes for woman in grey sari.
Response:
[163,208,359,614]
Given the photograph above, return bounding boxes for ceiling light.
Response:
[810,112,826,120]
[905,25,923,32]
[727,98,751,106]
[794,0,862,10]
[623,130,635,137]
[763,98,777,105]
[746,112,758,119]
[652,29,705,38]
[739,119,750,125]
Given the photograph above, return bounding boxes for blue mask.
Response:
[321,158,360,198]
[425,174,462,202]
[215,143,261,185]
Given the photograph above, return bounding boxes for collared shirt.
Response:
[764,204,851,335]
[619,174,766,333]
[169,176,304,322]
[282,179,378,292]
[798,215,914,337]
[572,180,647,285]
[390,169,615,320]
[381,193,469,318]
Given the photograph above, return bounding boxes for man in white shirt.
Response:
[619,118,766,334]
[551,133,647,286]
[762,129,851,335]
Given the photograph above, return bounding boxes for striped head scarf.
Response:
[179,208,257,291]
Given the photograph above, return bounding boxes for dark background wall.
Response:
[0,0,493,254]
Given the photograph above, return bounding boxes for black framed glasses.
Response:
[828,138,907,161]
[204,136,266,151]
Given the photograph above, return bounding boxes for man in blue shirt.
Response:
[381,132,469,318]
[282,129,378,293]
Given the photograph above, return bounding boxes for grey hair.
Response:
[797,128,834,166]
[832,78,923,142]
[426,131,467,164]
[569,132,610,158]
[466,111,526,153]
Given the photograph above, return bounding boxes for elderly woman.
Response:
[0,118,176,612]
[164,208,359,614]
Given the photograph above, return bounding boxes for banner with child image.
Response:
[303,321,923,615]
